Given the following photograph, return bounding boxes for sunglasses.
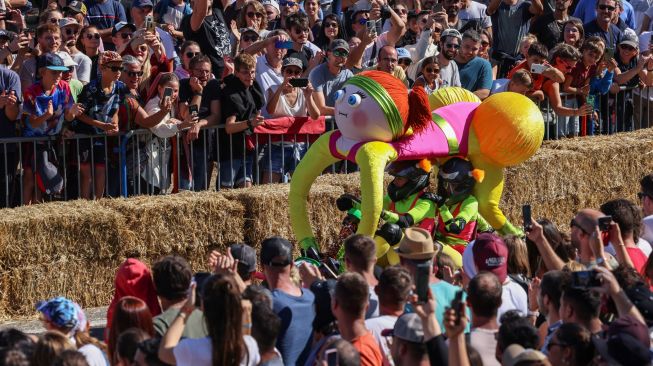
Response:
[293,27,310,34]
[64,66,74,73]
[393,8,407,14]
[125,70,144,77]
[185,51,200,58]
[445,43,460,49]
[119,33,133,40]
[136,44,148,53]
[324,22,338,28]
[358,17,369,25]
[424,67,440,73]
[49,18,60,24]
[284,68,302,75]
[399,58,412,65]
[280,0,297,6]
[65,28,77,36]
[570,218,588,234]
[481,41,490,47]
[242,34,259,42]
[598,4,616,11]
[85,33,101,40]
[104,65,122,72]
[247,11,263,18]
[620,44,636,51]
[332,49,348,58]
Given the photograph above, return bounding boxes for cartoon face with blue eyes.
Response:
[333,85,393,142]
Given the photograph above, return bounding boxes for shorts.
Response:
[260,143,307,174]
[75,138,106,166]
[219,153,254,187]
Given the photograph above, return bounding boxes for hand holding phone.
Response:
[416,262,430,303]
[571,270,602,288]
[275,40,294,49]
[289,78,309,88]
[598,215,612,232]
[530,63,546,74]
[451,290,464,325]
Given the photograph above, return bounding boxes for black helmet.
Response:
[437,157,476,201]
[387,160,431,202]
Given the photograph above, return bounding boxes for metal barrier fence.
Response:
[1,86,651,207]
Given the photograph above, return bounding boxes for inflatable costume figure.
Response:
[289,70,544,255]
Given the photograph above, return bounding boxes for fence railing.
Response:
[2,85,651,207]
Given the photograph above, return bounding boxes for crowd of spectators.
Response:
[1,174,653,365]
[0,0,650,204]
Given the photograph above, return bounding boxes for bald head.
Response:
[377,46,398,73]
[468,272,502,317]
[575,209,603,233]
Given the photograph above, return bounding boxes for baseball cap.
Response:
[0,30,15,40]
[240,27,259,36]
[593,315,651,365]
[230,243,257,273]
[37,53,70,71]
[441,28,463,41]
[620,28,639,49]
[56,52,77,68]
[64,0,86,15]
[502,344,547,366]
[101,51,123,65]
[472,233,508,283]
[350,1,371,20]
[394,227,437,260]
[381,313,424,343]
[396,47,411,60]
[37,297,79,329]
[132,0,154,8]
[282,57,304,69]
[112,21,136,36]
[58,17,80,29]
[262,0,280,13]
[260,237,293,267]
[329,39,350,53]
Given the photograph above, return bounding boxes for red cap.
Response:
[473,233,508,283]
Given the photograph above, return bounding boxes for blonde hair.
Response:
[504,235,531,277]
[521,34,538,45]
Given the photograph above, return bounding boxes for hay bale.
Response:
[316,172,394,195]
[98,191,246,262]
[221,183,344,254]
[0,258,119,320]
[0,200,132,268]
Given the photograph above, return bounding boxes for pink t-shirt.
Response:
[627,246,648,272]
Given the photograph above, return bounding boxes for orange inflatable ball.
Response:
[471,92,544,167]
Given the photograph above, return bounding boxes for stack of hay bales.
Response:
[1,129,652,318]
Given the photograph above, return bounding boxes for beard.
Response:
[442,49,455,60]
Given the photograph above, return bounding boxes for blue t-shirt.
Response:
[583,20,623,50]
[404,280,471,332]
[308,63,353,107]
[456,57,493,92]
[573,0,636,30]
[0,68,21,139]
[273,288,316,366]
[23,80,73,137]
[85,0,127,31]
[74,79,129,135]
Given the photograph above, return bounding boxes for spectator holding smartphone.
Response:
[262,57,319,183]
[17,23,62,92]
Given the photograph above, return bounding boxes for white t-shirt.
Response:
[156,27,178,61]
[71,52,92,84]
[162,3,187,29]
[459,1,492,29]
[362,31,390,68]
[365,315,397,366]
[145,96,178,138]
[78,344,109,366]
[470,328,500,366]
[642,215,653,249]
[267,86,308,117]
[497,278,528,324]
[173,335,260,366]
[256,55,283,117]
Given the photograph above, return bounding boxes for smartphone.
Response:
[530,63,546,74]
[522,204,532,232]
[325,348,338,366]
[289,78,308,87]
[432,3,443,12]
[571,270,601,288]
[415,262,430,303]
[451,290,464,325]
[189,104,198,116]
[163,87,173,99]
[275,40,294,49]
[586,94,595,107]
[366,20,377,36]
[604,47,614,61]
[145,15,155,32]
[598,215,612,231]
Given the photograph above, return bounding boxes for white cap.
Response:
[56,52,77,68]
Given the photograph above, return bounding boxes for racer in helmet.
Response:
[432,157,489,265]
[336,159,437,266]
